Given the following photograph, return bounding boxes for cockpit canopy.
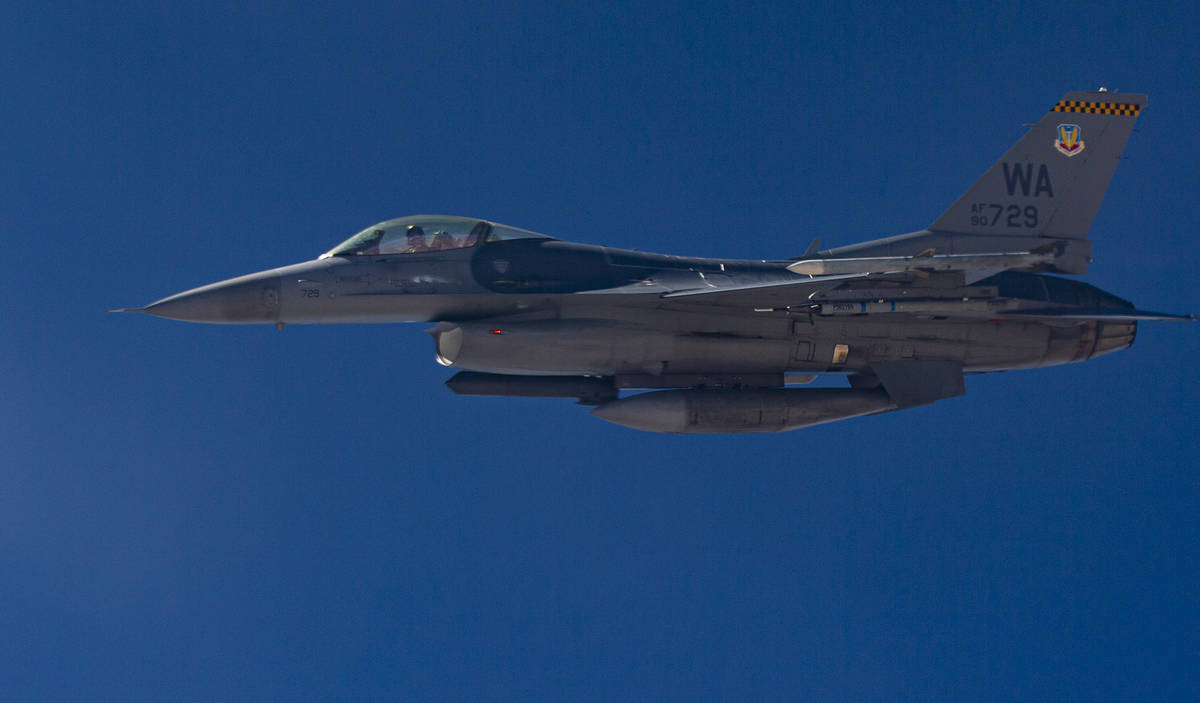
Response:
[320,215,552,258]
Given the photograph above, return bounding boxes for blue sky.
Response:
[3,1,1197,700]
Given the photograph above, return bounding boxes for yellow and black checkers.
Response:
[1052,100,1141,116]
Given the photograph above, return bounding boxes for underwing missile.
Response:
[786,251,1056,276]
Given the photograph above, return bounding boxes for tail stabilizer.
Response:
[930,91,1146,240]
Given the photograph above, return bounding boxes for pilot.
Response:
[430,230,457,250]
[404,225,427,253]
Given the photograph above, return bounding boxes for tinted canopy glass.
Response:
[321,216,552,258]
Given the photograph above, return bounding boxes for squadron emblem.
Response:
[1054,124,1085,157]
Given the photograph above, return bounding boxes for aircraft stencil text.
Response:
[969,203,1038,228]
[1002,163,1054,198]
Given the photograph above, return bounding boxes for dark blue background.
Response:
[3,2,1197,700]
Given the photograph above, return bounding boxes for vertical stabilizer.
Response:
[930,91,1146,239]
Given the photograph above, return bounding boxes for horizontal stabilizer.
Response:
[999,307,1195,322]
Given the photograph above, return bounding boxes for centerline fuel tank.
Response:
[591,388,896,434]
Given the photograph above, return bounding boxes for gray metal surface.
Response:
[113,90,1192,433]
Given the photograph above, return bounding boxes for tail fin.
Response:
[930,91,1146,239]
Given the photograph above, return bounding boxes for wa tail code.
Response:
[1002,163,1054,198]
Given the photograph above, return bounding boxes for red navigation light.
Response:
[490,329,503,335]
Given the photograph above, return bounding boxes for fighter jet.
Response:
[113,90,1192,433]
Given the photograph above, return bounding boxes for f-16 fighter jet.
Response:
[114,90,1192,433]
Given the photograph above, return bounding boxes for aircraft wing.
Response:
[660,247,1066,309]
[658,273,869,308]
[998,307,1195,322]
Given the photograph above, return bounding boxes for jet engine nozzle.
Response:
[1090,321,1137,359]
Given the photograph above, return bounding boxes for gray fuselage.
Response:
[141,237,1135,381]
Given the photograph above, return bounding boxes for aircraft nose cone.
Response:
[143,271,282,323]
